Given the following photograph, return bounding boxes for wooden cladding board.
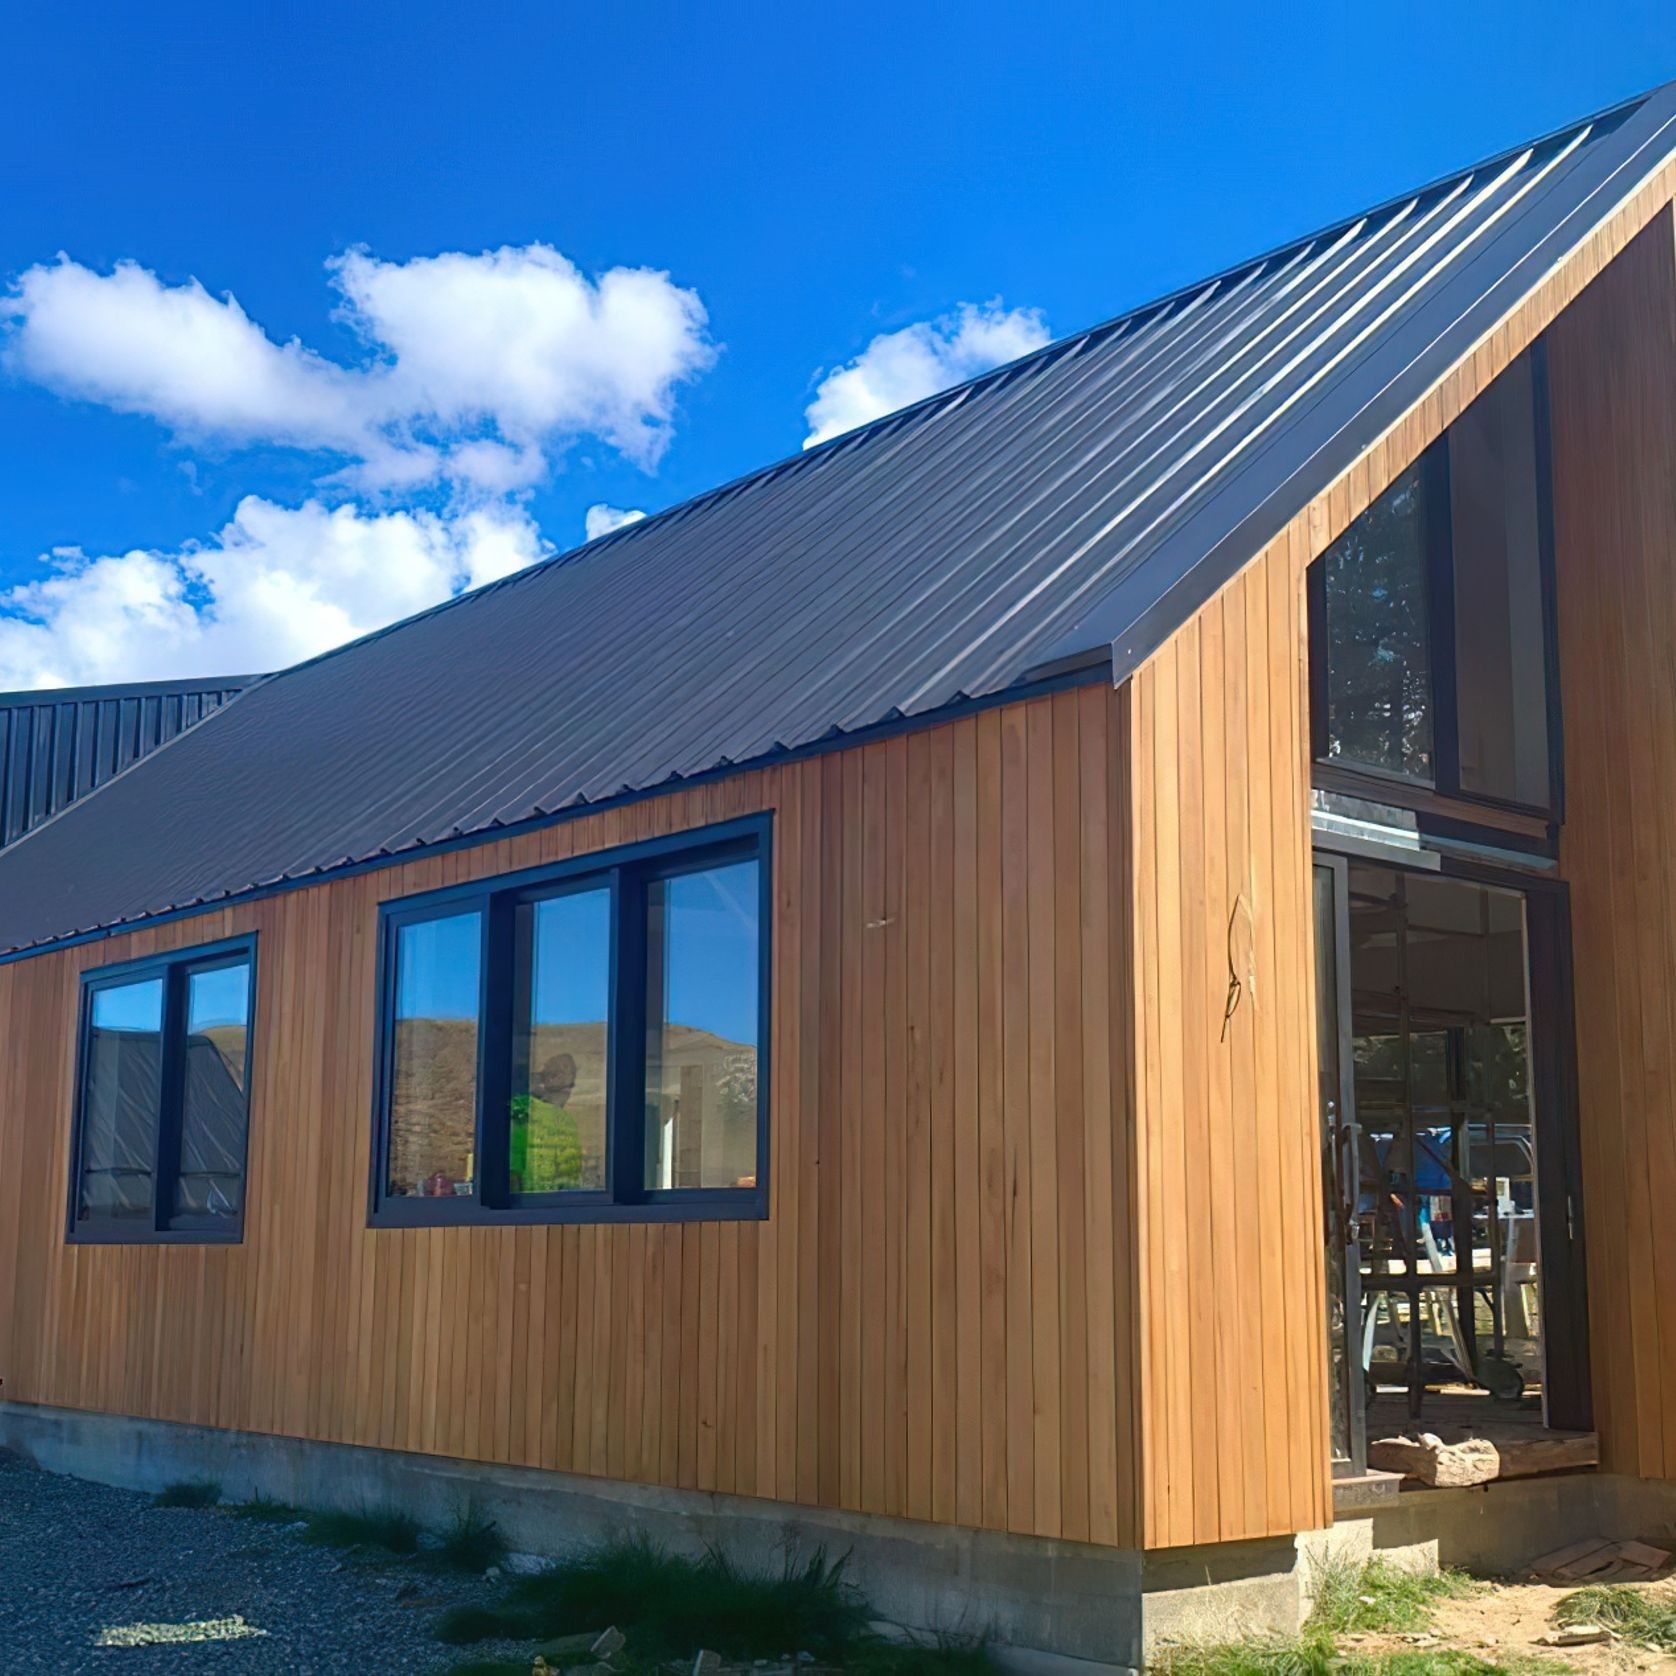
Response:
[1128,534,1331,1549]
[0,686,1150,1550]
[1549,206,1676,1481]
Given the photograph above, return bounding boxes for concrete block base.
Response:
[0,1401,1145,1670]
[17,1404,1646,1668]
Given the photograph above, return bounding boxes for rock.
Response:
[485,1565,504,1581]
[1368,1433,1501,1487]
[545,1631,607,1655]
[592,1627,627,1660]
[692,1651,722,1676]
[504,1550,550,1576]
[1537,1626,1613,1647]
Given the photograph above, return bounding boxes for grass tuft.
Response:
[153,1479,222,1509]
[1556,1582,1676,1651]
[426,1508,509,1575]
[1306,1556,1480,1635]
[1153,1636,1542,1676]
[303,1506,422,1555]
[434,1536,872,1657]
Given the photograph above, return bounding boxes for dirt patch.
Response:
[1340,1580,1676,1672]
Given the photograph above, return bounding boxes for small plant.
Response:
[153,1479,222,1508]
[1556,1582,1676,1651]
[428,1508,509,1575]
[434,1536,872,1657]
[303,1506,422,1555]
[1306,1555,1479,1635]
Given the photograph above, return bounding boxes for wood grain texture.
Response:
[0,687,1144,1549]
[1548,205,1676,1482]
[1125,535,1330,1550]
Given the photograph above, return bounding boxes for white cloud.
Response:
[803,299,1050,448]
[584,503,647,541]
[0,497,549,689]
[3,245,716,492]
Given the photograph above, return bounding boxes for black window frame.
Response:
[368,814,772,1229]
[66,932,259,1246]
[1308,339,1565,823]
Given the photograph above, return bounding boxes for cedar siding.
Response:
[0,689,1151,1549]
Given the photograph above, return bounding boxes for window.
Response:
[1311,346,1559,813]
[69,936,256,1243]
[370,817,769,1226]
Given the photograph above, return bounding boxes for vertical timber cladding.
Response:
[0,685,1143,1550]
[1126,534,1332,1550]
[1548,206,1676,1481]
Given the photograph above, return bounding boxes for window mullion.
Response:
[476,894,511,1212]
[1426,437,1462,798]
[153,964,186,1233]
[609,865,646,1205]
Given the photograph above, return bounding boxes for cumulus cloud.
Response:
[0,497,548,689]
[4,244,716,491]
[803,300,1050,448]
[584,503,647,541]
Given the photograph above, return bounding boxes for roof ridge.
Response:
[207,79,1667,703]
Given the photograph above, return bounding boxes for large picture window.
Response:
[1310,345,1560,815]
[69,936,257,1243]
[370,817,770,1226]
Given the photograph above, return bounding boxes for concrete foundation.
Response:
[0,1401,1147,1670]
[14,1402,1658,1669]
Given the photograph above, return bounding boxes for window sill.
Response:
[368,1190,767,1230]
[67,1226,245,1246]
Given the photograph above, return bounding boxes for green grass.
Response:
[1151,1559,1506,1676]
[433,1537,875,1659]
[423,1509,508,1575]
[302,1506,423,1555]
[1306,1557,1481,1636]
[441,1631,997,1676]
[1556,1582,1676,1651]
[1151,1635,1550,1676]
[152,1479,222,1508]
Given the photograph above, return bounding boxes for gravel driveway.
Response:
[0,1451,489,1673]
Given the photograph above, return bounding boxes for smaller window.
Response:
[70,937,257,1243]
[370,817,771,1227]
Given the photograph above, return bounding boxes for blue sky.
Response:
[3,0,1673,690]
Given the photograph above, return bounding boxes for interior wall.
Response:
[0,685,1144,1550]
[1127,532,1333,1549]
[1548,205,1676,1480]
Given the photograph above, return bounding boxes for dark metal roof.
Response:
[2,82,1675,959]
[0,677,250,852]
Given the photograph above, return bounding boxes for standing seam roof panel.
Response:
[0,85,1672,956]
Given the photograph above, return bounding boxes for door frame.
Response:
[1311,845,1593,1443]
[1314,850,1367,1474]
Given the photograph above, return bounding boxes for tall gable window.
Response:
[70,936,256,1243]
[1311,346,1559,813]
[370,817,770,1227]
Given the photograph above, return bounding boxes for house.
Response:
[4,80,1676,1667]
[0,676,250,849]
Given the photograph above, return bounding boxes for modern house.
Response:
[5,81,1676,1667]
[0,676,250,849]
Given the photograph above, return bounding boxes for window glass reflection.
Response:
[387,912,481,1198]
[79,978,163,1222]
[644,861,760,1191]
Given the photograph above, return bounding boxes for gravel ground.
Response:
[0,1451,495,1674]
